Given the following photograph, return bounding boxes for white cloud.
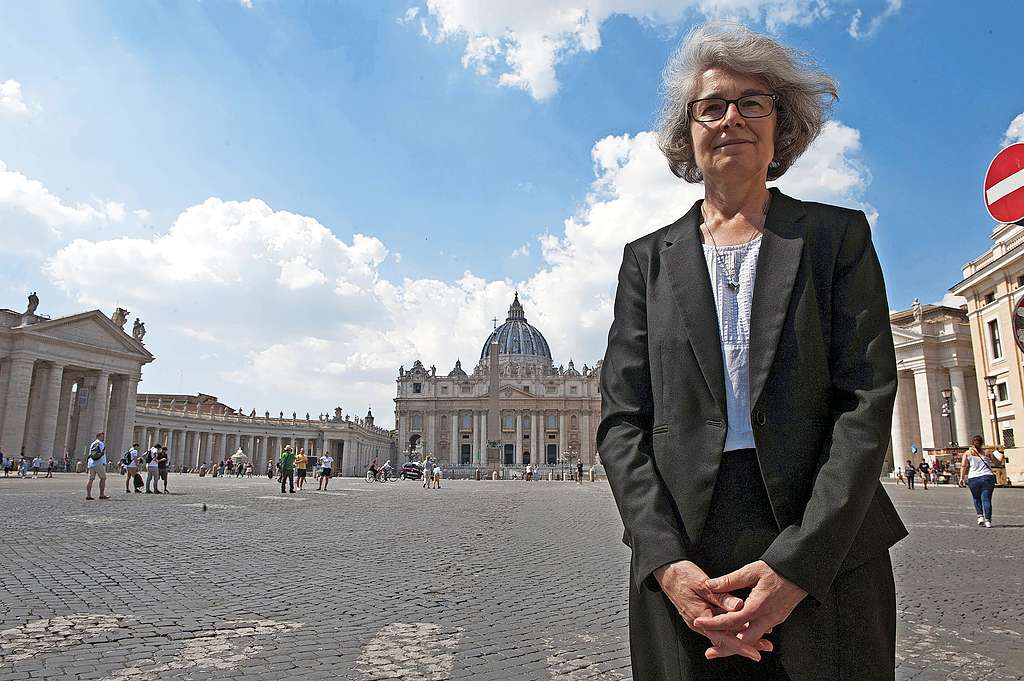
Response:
[410,1,831,99]
[398,6,420,23]
[848,0,902,39]
[1003,112,1024,146]
[0,79,29,115]
[935,292,967,309]
[511,242,531,257]
[240,0,254,9]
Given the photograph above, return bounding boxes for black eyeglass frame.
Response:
[686,93,778,122]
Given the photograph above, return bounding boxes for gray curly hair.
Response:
[656,22,838,183]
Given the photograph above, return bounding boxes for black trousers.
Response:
[280,469,294,492]
[628,449,896,681]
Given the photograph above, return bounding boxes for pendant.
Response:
[727,279,739,290]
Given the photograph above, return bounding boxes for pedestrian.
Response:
[525,462,532,482]
[905,459,916,490]
[266,461,274,479]
[959,435,999,528]
[294,448,308,491]
[45,457,55,478]
[598,23,906,680]
[157,444,169,494]
[18,456,29,478]
[145,444,161,494]
[423,457,434,489]
[279,445,295,494]
[918,459,930,490]
[2,452,10,477]
[31,456,42,478]
[123,443,141,493]
[576,459,584,485]
[85,432,110,500]
[894,467,905,487]
[318,451,334,491]
[432,463,442,489]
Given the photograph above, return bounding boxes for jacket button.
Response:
[755,410,766,426]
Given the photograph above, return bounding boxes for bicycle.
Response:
[364,468,396,483]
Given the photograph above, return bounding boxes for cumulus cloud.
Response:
[408,0,831,99]
[848,0,902,40]
[1003,112,1024,146]
[0,79,29,115]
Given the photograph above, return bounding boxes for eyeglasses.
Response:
[687,94,777,122]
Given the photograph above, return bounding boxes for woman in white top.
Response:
[959,435,999,528]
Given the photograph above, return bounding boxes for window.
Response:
[502,412,514,431]
[546,413,557,430]
[460,413,472,430]
[545,385,556,394]
[569,386,578,395]
[440,415,447,429]
[440,386,448,395]
[461,384,471,394]
[984,291,995,304]
[989,319,1003,359]
[413,382,422,394]
[997,382,1009,402]
[460,444,471,465]
[1017,275,1024,289]
[411,413,423,431]
[522,385,530,393]
[546,443,558,465]
[522,450,531,465]
[504,444,514,465]
[1003,429,1016,448]
[521,414,530,430]
[570,414,578,430]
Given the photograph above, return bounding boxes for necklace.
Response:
[701,195,770,290]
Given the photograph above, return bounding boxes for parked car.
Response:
[401,461,424,480]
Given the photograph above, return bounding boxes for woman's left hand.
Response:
[692,560,807,659]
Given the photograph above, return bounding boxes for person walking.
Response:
[576,459,584,485]
[918,459,931,490]
[45,457,55,478]
[85,432,110,500]
[31,456,42,478]
[2,452,10,477]
[123,443,141,493]
[432,463,442,489]
[423,457,435,489]
[279,445,295,494]
[959,435,999,528]
[157,444,169,494]
[294,448,308,491]
[145,444,161,494]
[905,459,916,490]
[598,23,906,681]
[318,452,334,491]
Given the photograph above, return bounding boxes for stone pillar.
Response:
[532,410,541,465]
[514,409,523,464]
[52,371,75,460]
[22,360,48,455]
[105,376,127,459]
[36,362,67,464]
[0,357,9,434]
[1,356,37,457]
[473,412,481,464]
[121,376,139,458]
[948,366,971,447]
[450,411,458,465]
[559,413,567,463]
[912,368,943,452]
[88,371,111,448]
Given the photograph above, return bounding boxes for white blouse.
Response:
[702,234,762,452]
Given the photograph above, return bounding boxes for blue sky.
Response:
[2,0,1023,427]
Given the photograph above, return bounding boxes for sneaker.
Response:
[85,496,95,500]
[977,516,985,526]
[984,520,992,528]
[153,490,161,494]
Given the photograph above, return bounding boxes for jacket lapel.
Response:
[661,202,727,416]
[748,188,806,408]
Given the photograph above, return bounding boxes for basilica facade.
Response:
[394,294,602,470]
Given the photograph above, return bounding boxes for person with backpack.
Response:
[122,443,141,493]
[145,444,161,494]
[156,444,169,494]
[959,435,1001,528]
[85,432,110,500]
[904,459,916,490]
[279,445,296,494]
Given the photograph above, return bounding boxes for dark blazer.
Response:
[598,188,908,605]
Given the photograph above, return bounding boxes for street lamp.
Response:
[940,387,956,447]
[985,375,1001,446]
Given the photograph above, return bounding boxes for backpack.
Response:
[121,451,132,466]
[146,450,154,464]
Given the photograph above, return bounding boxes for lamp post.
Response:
[940,388,955,447]
[985,375,1001,446]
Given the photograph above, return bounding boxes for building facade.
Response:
[394,294,601,472]
[951,220,1024,483]
[889,301,983,472]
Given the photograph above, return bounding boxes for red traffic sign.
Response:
[985,143,1024,224]
[1014,294,1024,353]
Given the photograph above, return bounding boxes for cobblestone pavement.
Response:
[0,473,1021,680]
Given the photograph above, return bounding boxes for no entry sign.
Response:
[985,143,1024,224]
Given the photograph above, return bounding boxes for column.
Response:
[514,409,523,464]
[198,432,209,465]
[0,358,9,434]
[473,412,481,464]
[426,412,436,457]
[532,410,540,465]
[912,368,943,452]
[0,357,36,457]
[52,371,75,459]
[948,367,971,446]
[212,433,223,462]
[121,376,139,462]
[36,362,67,464]
[559,413,567,462]
[88,371,111,448]
[22,361,47,455]
[450,411,458,465]
[105,376,127,459]
[133,426,144,448]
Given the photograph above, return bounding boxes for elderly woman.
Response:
[598,23,907,681]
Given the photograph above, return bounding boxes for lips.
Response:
[715,139,752,149]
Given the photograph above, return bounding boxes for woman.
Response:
[959,435,998,528]
[295,448,308,491]
[598,23,907,681]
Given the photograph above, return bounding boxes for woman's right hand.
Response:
[654,560,772,661]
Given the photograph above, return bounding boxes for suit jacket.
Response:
[598,188,908,604]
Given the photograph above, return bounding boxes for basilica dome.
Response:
[479,293,552,363]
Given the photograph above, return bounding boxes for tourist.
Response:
[959,435,999,528]
[31,456,42,478]
[85,432,110,500]
[422,457,434,489]
[18,456,28,478]
[157,444,169,494]
[598,23,906,680]
[2,451,10,477]
[45,457,55,478]
[905,459,916,490]
[266,462,274,479]
[576,459,584,485]
[318,451,334,491]
[279,445,295,494]
[432,463,442,489]
[145,444,161,494]
[895,467,905,487]
[295,448,308,491]
[123,443,141,493]
[918,459,931,490]
[525,462,532,482]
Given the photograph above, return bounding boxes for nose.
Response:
[720,101,745,128]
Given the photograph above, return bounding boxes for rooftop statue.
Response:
[132,318,146,342]
[26,291,39,315]
[112,307,129,329]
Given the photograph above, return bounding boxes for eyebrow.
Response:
[698,88,770,99]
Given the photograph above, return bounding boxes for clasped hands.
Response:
[653,559,806,662]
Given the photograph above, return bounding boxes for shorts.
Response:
[296,469,307,479]
[159,468,168,481]
[88,466,107,481]
[321,468,332,478]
